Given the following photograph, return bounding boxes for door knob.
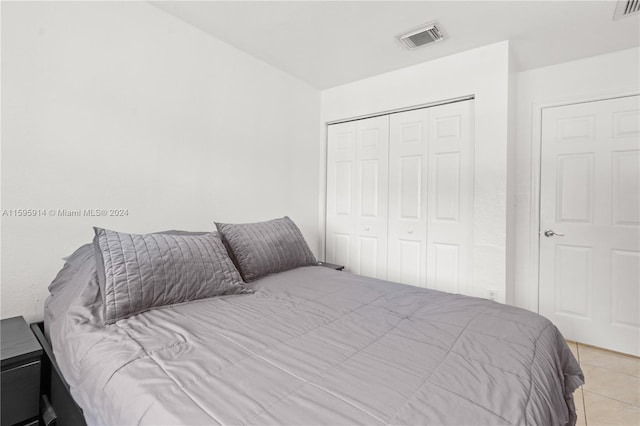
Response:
[544,229,565,237]
[364,226,370,231]
[408,229,413,234]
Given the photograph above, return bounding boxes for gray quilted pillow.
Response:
[215,216,317,282]
[93,227,251,324]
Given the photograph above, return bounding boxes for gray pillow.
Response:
[215,216,317,282]
[93,227,251,324]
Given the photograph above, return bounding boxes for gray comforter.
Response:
[46,248,583,426]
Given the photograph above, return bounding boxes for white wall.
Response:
[514,47,640,312]
[1,2,320,322]
[321,41,513,301]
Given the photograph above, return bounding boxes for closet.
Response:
[325,99,474,294]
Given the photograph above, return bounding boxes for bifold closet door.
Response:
[327,100,473,289]
[425,101,474,294]
[387,109,429,286]
[326,116,389,279]
[387,100,474,290]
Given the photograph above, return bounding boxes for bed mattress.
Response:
[45,249,583,425]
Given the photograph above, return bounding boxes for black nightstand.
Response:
[1,316,42,426]
[317,261,345,271]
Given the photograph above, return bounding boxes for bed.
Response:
[43,219,584,426]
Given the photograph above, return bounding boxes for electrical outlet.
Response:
[487,289,497,301]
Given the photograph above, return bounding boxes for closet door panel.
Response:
[434,152,461,221]
[426,101,474,295]
[388,109,428,286]
[326,116,389,279]
[326,122,357,270]
[433,243,460,292]
[353,116,389,279]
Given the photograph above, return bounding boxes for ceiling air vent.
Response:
[399,21,446,50]
[614,0,640,19]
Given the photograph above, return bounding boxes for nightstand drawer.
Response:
[1,360,41,425]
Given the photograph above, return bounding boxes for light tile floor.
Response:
[566,341,640,426]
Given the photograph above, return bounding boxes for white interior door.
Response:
[354,116,389,278]
[326,121,357,271]
[539,95,640,356]
[326,115,389,279]
[425,101,474,295]
[388,109,429,286]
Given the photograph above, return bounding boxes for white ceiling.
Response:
[151,1,640,89]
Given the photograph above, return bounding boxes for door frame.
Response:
[530,89,639,313]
